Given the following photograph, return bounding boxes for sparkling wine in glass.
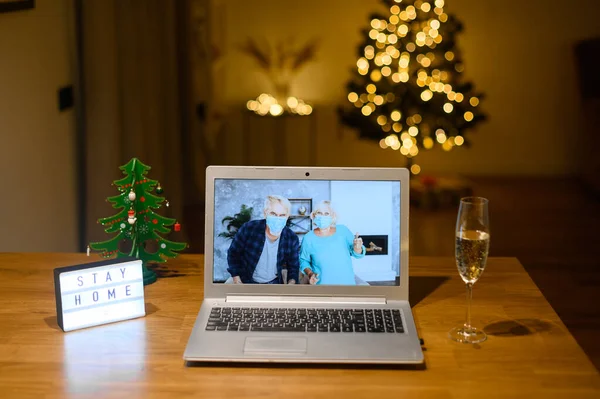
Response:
[449,197,490,344]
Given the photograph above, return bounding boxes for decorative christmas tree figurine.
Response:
[90,158,187,285]
[339,0,486,174]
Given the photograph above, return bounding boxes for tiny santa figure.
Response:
[128,209,137,225]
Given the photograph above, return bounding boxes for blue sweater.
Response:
[299,224,365,285]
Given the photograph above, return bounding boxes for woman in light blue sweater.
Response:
[299,201,366,285]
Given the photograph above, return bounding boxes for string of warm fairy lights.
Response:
[247,93,313,117]
[344,0,484,175]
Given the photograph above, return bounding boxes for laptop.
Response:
[183,166,423,364]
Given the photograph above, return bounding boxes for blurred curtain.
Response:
[82,0,208,251]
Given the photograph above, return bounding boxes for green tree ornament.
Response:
[90,158,187,285]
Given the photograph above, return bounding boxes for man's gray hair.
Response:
[263,195,291,215]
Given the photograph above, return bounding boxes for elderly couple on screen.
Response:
[226,195,366,285]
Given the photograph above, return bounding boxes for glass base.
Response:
[449,326,487,344]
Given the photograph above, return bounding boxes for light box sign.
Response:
[54,257,146,332]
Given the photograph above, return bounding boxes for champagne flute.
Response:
[449,197,490,344]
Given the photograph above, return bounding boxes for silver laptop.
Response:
[183,166,423,364]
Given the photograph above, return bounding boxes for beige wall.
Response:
[212,0,600,175]
[0,0,78,251]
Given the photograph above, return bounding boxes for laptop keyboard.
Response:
[205,307,405,333]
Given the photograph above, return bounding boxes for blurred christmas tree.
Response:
[90,158,187,285]
[339,0,486,174]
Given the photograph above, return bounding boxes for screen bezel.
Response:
[204,166,409,301]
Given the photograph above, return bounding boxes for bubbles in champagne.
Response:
[456,230,490,284]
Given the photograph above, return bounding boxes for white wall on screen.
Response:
[330,181,396,282]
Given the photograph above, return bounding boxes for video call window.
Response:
[213,179,401,286]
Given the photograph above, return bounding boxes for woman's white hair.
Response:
[310,200,338,225]
[263,195,291,216]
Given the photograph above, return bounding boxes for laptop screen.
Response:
[213,179,401,286]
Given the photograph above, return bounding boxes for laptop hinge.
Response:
[225,295,387,305]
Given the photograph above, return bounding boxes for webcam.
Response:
[305,172,310,177]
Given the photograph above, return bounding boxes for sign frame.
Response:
[54,257,146,332]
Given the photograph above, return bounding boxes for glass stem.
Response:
[464,283,473,333]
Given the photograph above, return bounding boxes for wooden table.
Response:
[0,254,598,398]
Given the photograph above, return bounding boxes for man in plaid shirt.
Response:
[227,195,300,284]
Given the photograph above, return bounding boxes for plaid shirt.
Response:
[227,219,300,284]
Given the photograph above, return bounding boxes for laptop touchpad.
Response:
[244,337,307,354]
